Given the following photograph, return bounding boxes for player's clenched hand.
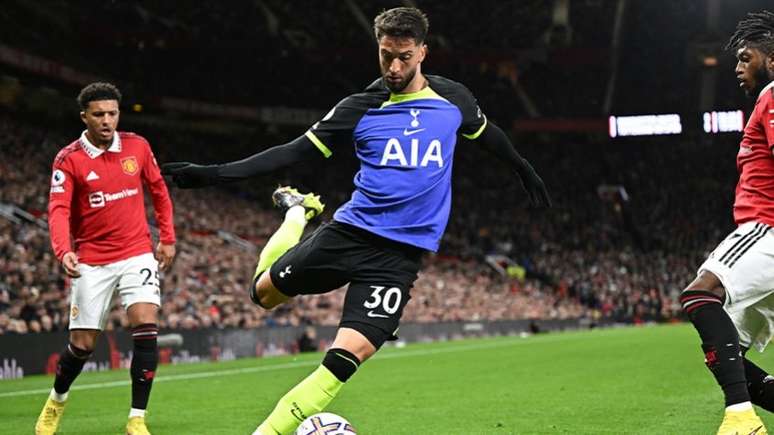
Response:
[516,159,552,208]
[61,252,81,278]
[155,242,176,271]
[160,162,219,189]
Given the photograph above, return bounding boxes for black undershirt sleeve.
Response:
[475,121,529,173]
[214,134,324,182]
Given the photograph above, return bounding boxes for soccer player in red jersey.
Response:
[35,83,176,435]
[680,11,774,435]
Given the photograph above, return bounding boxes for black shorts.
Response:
[269,221,423,348]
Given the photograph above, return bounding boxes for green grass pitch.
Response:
[2,324,773,434]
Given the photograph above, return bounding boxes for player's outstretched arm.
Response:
[475,122,552,208]
[161,135,324,189]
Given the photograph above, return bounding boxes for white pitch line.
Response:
[0,332,577,399]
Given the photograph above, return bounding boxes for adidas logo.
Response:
[86,171,100,181]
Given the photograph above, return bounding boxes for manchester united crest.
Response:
[121,156,139,175]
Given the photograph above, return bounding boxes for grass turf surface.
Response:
[2,324,773,434]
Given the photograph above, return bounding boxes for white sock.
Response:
[286,205,307,225]
[726,401,753,412]
[129,408,146,418]
[50,388,68,403]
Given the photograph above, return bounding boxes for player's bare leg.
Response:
[125,302,160,435]
[330,328,377,362]
[249,186,324,309]
[680,271,766,434]
[254,271,290,309]
[254,328,376,435]
[69,329,101,350]
[35,329,98,435]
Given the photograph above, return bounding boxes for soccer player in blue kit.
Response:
[162,7,550,434]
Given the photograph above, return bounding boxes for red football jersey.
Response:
[48,131,175,265]
[734,81,774,227]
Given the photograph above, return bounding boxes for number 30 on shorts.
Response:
[364,285,402,315]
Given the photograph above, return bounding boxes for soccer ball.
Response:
[294,412,357,435]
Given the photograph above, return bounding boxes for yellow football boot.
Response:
[717,408,767,435]
[272,186,325,220]
[35,397,66,435]
[126,416,151,435]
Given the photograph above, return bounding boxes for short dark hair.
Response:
[373,7,429,44]
[77,82,122,110]
[726,10,774,55]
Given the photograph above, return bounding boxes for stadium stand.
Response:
[0,1,747,335]
[4,105,735,334]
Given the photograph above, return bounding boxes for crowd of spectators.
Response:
[0,1,761,337]
[1,107,740,335]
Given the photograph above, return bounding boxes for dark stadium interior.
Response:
[0,0,768,338]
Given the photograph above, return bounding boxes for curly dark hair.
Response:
[726,10,774,54]
[77,82,122,110]
[373,7,429,44]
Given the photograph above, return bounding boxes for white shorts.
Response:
[699,221,774,352]
[69,253,161,330]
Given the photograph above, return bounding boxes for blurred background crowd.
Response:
[0,0,759,334]
[0,111,721,334]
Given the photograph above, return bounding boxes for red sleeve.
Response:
[141,140,176,244]
[765,91,774,148]
[47,157,75,261]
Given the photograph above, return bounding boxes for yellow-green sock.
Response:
[254,206,307,280]
[256,365,343,435]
